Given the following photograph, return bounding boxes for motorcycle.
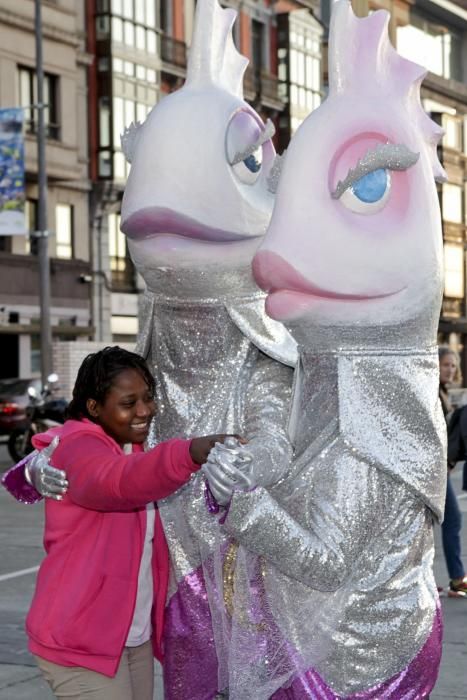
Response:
[7,373,68,462]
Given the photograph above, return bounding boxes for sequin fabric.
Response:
[164,563,441,700]
[1,456,42,505]
[145,296,294,577]
[272,606,442,699]
[134,265,296,698]
[223,348,445,696]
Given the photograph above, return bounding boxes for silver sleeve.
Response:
[223,455,411,591]
[242,351,294,487]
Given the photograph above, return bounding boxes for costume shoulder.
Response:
[226,297,297,368]
[134,289,156,359]
[336,351,446,521]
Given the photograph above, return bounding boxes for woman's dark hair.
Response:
[67,346,155,420]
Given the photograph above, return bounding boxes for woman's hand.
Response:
[189,434,243,465]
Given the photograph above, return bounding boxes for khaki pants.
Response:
[35,641,154,700]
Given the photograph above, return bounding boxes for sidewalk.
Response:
[431,467,467,700]
[0,455,465,699]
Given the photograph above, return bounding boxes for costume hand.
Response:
[202,439,255,506]
[189,433,242,465]
[25,437,68,500]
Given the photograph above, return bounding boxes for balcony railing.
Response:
[160,35,187,70]
[244,67,285,110]
[261,71,283,105]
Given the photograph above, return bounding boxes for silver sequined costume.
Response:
[135,264,296,697]
[222,326,446,697]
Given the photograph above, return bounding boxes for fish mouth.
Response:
[253,251,406,302]
[121,207,260,243]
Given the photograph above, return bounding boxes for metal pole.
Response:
[35,0,53,383]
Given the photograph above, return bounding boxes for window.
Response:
[113,151,127,179]
[442,115,463,152]
[99,150,112,178]
[98,56,110,72]
[135,0,145,23]
[18,66,60,139]
[444,243,464,299]
[99,96,111,148]
[108,212,135,290]
[443,183,463,224]
[124,20,135,46]
[123,0,133,19]
[109,213,125,270]
[252,20,266,71]
[147,30,157,54]
[160,0,171,34]
[112,16,123,42]
[397,12,462,81]
[113,96,125,151]
[0,236,12,252]
[109,70,158,180]
[146,0,156,28]
[110,0,156,24]
[124,61,134,77]
[136,25,146,50]
[113,57,124,74]
[55,204,74,259]
[111,315,138,339]
[96,14,110,39]
[284,11,322,134]
[31,333,41,374]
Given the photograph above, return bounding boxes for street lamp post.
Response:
[35,0,53,384]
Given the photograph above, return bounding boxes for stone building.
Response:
[0,0,92,378]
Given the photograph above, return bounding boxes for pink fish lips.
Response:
[121,207,257,243]
[252,251,405,320]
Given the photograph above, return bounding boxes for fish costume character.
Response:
[121,4,297,696]
[210,2,447,697]
[2,0,296,697]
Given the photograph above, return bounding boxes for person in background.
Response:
[438,345,467,597]
[26,346,238,700]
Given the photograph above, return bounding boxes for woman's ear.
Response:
[86,398,99,418]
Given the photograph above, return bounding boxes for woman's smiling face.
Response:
[86,368,156,445]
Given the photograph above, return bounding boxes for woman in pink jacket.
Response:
[27,346,231,700]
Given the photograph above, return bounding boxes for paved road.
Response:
[0,442,465,699]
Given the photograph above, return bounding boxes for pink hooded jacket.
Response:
[26,418,199,677]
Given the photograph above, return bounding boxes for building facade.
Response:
[344,0,467,375]
[86,0,322,344]
[0,0,92,379]
[5,1,462,378]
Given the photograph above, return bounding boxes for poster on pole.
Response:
[0,108,26,235]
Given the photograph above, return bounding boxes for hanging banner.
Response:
[0,108,26,235]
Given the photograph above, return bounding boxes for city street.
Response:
[0,443,465,699]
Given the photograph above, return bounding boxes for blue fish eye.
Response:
[351,168,389,203]
[244,153,262,173]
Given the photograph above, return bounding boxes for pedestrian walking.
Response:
[439,345,467,597]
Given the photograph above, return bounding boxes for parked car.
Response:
[0,378,42,436]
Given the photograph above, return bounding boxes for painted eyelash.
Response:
[267,152,285,194]
[229,119,275,166]
[331,143,419,200]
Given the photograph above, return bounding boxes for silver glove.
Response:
[202,438,255,506]
[24,436,68,500]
